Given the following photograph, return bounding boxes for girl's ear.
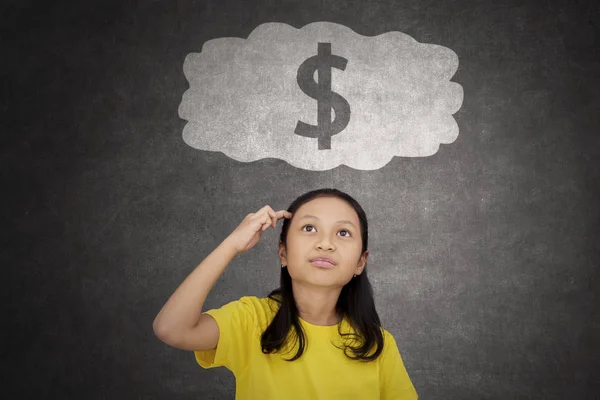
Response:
[278,242,287,265]
[358,250,369,271]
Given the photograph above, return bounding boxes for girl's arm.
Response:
[152,205,291,351]
[152,237,238,350]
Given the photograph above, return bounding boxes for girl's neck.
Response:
[292,283,342,326]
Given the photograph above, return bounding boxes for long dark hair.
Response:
[260,188,384,362]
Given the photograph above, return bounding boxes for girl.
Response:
[153,188,418,399]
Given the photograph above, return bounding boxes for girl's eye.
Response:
[303,224,315,232]
[302,225,351,237]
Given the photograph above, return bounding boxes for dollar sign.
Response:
[295,43,351,150]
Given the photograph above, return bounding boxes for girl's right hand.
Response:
[226,205,293,255]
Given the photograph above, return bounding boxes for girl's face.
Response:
[279,197,368,288]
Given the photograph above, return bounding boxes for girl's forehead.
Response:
[292,198,359,223]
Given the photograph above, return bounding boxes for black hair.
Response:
[260,188,384,362]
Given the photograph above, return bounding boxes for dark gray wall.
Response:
[4,0,599,398]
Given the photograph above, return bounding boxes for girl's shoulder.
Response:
[235,295,280,329]
[379,327,406,357]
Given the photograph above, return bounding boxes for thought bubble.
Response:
[178,22,463,171]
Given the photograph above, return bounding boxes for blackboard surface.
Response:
[4,0,599,399]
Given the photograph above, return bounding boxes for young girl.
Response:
[153,188,418,399]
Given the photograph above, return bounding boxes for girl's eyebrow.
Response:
[299,214,356,228]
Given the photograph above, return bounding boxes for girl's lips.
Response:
[311,260,336,268]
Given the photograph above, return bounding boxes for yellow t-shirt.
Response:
[194,296,418,400]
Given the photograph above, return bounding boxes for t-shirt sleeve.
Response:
[193,296,258,375]
[379,332,418,400]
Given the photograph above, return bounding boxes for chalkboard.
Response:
[4,0,599,399]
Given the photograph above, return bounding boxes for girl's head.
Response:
[262,188,384,362]
[277,188,369,289]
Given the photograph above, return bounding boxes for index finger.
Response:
[276,210,292,220]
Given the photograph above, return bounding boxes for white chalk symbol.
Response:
[178,22,464,171]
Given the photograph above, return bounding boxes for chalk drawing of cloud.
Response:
[178,22,463,171]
